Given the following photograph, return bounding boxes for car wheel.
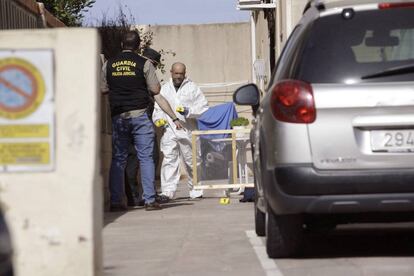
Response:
[266,209,303,258]
[254,180,265,236]
[254,198,266,237]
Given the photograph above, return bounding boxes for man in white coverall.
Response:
[153,62,209,201]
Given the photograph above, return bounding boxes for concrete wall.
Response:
[150,23,251,87]
[284,0,308,42]
[275,0,308,51]
[251,0,308,90]
[0,28,102,276]
[253,12,272,90]
[149,23,253,118]
[100,97,112,211]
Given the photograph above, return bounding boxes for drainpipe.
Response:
[250,12,257,85]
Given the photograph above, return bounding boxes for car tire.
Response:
[254,197,266,237]
[254,181,266,237]
[266,209,303,258]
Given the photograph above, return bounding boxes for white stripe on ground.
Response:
[246,230,285,276]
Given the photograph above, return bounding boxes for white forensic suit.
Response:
[153,78,209,199]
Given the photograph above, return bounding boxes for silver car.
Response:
[234,0,414,258]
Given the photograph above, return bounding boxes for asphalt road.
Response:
[103,183,414,276]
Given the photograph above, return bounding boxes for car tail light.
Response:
[270,80,316,124]
[379,2,414,9]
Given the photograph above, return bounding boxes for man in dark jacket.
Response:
[101,31,182,211]
[124,47,162,207]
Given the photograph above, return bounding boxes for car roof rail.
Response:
[303,0,326,14]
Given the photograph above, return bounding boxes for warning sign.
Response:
[0,50,54,172]
[0,143,50,165]
[0,58,45,120]
[0,124,49,138]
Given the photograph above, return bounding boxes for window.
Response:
[295,8,414,83]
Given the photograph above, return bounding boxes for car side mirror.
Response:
[233,83,260,115]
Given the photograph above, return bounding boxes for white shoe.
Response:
[189,189,203,199]
[161,191,175,199]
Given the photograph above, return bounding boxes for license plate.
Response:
[371,130,414,152]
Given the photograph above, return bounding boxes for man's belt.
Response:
[119,109,146,119]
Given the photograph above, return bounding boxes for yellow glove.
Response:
[176,106,189,116]
[176,106,185,113]
[154,119,167,127]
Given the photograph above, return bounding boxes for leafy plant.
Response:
[158,49,176,74]
[230,117,249,128]
[96,6,175,73]
[37,0,95,26]
[97,8,136,61]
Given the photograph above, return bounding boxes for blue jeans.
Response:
[109,113,156,205]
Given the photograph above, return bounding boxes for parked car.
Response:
[234,0,414,258]
[0,209,13,276]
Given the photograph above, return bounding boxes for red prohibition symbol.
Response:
[0,57,45,120]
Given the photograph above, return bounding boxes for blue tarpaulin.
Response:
[197,102,238,137]
[197,102,238,180]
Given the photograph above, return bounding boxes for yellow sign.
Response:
[0,50,54,172]
[0,57,46,120]
[219,197,230,205]
[0,124,49,138]
[0,142,50,165]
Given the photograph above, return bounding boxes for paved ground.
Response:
[103,184,265,276]
[247,223,414,276]
[103,182,414,276]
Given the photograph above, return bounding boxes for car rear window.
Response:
[296,8,414,84]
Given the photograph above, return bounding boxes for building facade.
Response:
[238,0,308,91]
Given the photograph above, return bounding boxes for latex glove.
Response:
[176,106,189,116]
[154,119,167,127]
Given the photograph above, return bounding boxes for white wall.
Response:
[251,0,308,90]
[0,28,102,276]
[150,23,251,86]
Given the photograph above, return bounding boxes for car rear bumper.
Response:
[277,165,414,195]
[264,164,414,215]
